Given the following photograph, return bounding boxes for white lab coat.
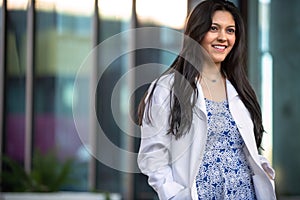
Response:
[137,74,276,200]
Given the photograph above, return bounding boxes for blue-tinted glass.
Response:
[270,0,300,196]
[4,0,28,165]
[95,0,133,195]
[34,0,94,191]
[1,0,28,192]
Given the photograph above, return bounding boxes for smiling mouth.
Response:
[212,45,227,50]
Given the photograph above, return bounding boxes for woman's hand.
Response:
[259,155,275,180]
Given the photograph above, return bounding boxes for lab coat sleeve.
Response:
[137,85,185,200]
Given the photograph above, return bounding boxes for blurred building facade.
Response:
[0,0,299,199]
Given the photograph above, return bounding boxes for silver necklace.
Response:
[202,75,226,102]
[202,77,214,100]
[202,72,221,83]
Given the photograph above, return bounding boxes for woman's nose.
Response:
[217,30,227,42]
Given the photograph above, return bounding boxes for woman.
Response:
[137,0,276,199]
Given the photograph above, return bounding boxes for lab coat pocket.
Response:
[252,174,275,200]
[252,174,264,200]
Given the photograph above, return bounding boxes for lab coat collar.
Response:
[226,79,239,101]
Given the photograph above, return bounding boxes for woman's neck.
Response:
[200,63,227,102]
[202,63,222,78]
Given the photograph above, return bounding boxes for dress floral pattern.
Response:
[195,99,256,200]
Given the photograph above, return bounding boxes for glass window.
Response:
[249,0,300,197]
[34,0,94,191]
[4,0,28,167]
[95,0,132,195]
[268,0,300,196]
[136,0,187,29]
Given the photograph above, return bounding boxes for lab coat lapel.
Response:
[226,80,259,161]
[194,81,207,118]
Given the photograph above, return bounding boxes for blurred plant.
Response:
[1,149,75,192]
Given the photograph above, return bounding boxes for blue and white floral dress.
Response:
[195,99,256,200]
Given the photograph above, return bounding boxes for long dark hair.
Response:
[138,0,264,149]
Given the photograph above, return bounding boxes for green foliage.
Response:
[1,150,75,192]
[1,156,32,192]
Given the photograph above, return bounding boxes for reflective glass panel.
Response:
[95,0,133,196]
[136,0,187,29]
[4,0,28,165]
[269,0,300,196]
[34,0,94,191]
[2,0,28,192]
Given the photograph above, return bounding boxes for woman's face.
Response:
[200,10,236,67]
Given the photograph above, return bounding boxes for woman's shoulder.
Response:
[154,73,174,90]
[146,73,174,104]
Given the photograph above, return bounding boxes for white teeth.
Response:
[213,45,226,50]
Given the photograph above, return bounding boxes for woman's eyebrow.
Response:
[212,22,236,28]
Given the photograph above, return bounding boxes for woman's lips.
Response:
[212,45,227,52]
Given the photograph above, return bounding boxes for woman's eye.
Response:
[227,28,235,34]
[210,26,218,31]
